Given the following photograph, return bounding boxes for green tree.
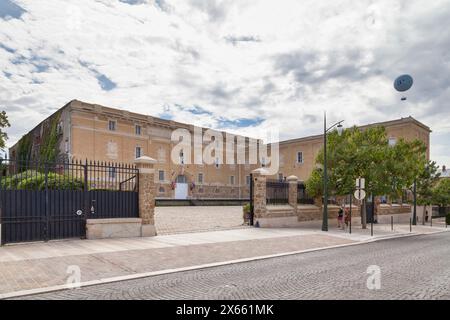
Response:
[416,161,440,224]
[0,110,10,151]
[306,125,427,228]
[432,179,450,207]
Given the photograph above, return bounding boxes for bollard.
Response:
[431,217,433,227]
[371,220,373,236]
[410,218,412,232]
[391,216,393,231]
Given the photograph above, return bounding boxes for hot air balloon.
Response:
[394,74,413,101]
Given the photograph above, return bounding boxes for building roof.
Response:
[278,116,431,146]
[10,99,432,151]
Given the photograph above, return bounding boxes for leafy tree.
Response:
[416,161,440,224]
[432,179,450,207]
[0,110,10,151]
[306,125,427,228]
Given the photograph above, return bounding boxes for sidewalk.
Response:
[0,223,447,299]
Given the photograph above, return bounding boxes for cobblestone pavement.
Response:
[155,206,246,235]
[0,230,352,296]
[18,232,450,300]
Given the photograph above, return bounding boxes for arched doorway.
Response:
[175,175,188,199]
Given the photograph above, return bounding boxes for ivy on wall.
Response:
[17,133,32,162]
[39,111,61,162]
[15,111,62,163]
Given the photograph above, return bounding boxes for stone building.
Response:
[9,100,431,200]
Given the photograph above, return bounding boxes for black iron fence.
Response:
[266,179,289,205]
[297,182,314,204]
[0,159,139,244]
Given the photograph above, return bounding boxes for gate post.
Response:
[134,156,157,237]
[251,168,268,225]
[287,175,298,212]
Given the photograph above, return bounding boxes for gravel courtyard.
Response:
[155,206,246,235]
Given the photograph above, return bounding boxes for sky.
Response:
[0,0,449,166]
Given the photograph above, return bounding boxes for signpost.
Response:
[354,178,366,200]
[354,189,366,201]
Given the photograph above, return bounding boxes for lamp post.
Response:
[412,179,417,225]
[322,111,344,232]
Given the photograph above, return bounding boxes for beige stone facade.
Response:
[9,100,431,200]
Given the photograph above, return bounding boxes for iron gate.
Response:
[0,159,138,245]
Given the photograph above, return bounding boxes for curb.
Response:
[1,229,448,299]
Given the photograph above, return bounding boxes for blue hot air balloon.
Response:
[394,74,413,92]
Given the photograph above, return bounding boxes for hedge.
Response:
[2,172,84,191]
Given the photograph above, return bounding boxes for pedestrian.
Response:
[337,206,344,229]
[344,207,350,229]
[425,210,429,223]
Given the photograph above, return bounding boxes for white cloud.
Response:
[0,0,449,166]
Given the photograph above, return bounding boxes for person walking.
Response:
[337,205,344,229]
[344,206,350,230]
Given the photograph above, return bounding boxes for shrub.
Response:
[45,174,84,190]
[243,203,251,212]
[1,170,41,189]
[13,172,84,190]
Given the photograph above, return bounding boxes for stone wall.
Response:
[155,182,250,199]
[135,156,157,237]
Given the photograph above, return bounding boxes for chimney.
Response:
[443,165,447,172]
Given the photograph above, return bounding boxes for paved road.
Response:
[18,232,450,300]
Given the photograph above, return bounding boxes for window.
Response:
[108,167,116,179]
[108,120,116,131]
[279,154,285,167]
[246,175,251,186]
[158,186,165,193]
[297,151,303,164]
[158,170,165,181]
[388,137,397,147]
[180,150,185,165]
[135,125,141,135]
[198,173,203,184]
[230,176,235,185]
[135,146,142,158]
[157,147,166,163]
[215,157,220,168]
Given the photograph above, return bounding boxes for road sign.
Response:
[356,177,365,189]
[354,189,366,201]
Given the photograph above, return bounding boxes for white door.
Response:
[175,183,188,199]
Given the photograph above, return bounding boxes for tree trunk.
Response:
[361,199,367,229]
[422,205,426,226]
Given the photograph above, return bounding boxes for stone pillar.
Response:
[134,156,157,237]
[252,168,268,220]
[287,175,298,211]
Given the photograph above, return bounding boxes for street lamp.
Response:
[322,111,344,232]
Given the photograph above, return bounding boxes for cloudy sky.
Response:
[0,0,449,166]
